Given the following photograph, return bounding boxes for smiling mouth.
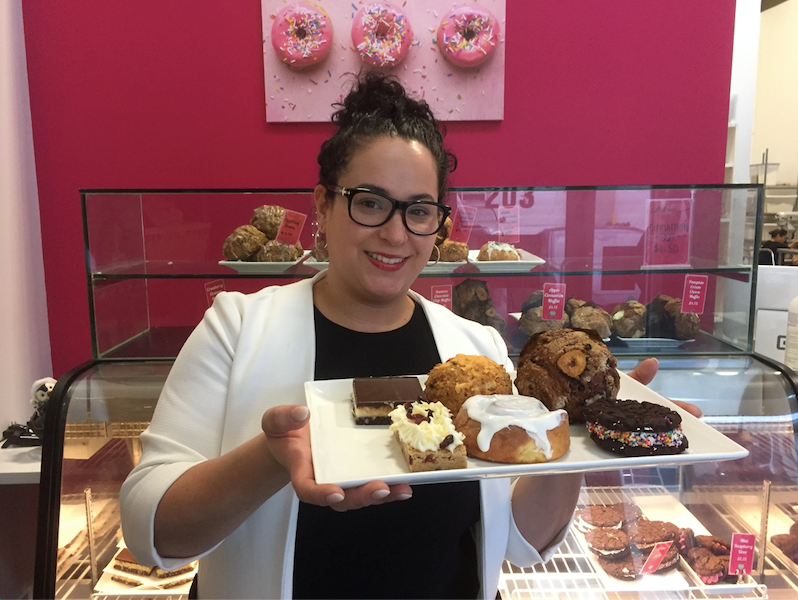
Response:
[366,251,405,265]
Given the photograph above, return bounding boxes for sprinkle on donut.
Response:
[351,4,413,67]
[437,5,500,68]
[271,2,333,69]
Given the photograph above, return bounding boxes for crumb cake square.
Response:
[352,376,426,425]
[389,401,467,472]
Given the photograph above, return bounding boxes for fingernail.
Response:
[291,406,309,422]
[371,489,390,500]
[326,493,344,504]
[396,493,412,501]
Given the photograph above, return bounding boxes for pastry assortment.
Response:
[514,329,620,423]
[222,204,303,262]
[583,398,689,456]
[517,291,699,341]
[576,502,739,584]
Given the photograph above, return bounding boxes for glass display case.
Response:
[80,185,762,360]
[36,184,798,599]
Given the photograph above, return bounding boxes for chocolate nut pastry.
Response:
[514,329,619,422]
[569,303,612,339]
[611,300,646,338]
[222,225,268,261]
[452,278,506,334]
[518,306,569,337]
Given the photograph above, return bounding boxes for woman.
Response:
[121,73,696,598]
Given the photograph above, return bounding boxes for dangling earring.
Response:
[312,228,329,261]
[427,244,441,266]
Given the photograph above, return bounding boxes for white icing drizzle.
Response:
[486,241,519,257]
[461,395,566,458]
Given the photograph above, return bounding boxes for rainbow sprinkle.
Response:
[355,6,410,67]
[587,422,686,448]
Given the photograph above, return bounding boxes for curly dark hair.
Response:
[317,72,457,203]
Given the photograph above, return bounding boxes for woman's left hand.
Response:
[627,357,702,418]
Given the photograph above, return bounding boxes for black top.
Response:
[292,303,481,599]
[760,240,789,265]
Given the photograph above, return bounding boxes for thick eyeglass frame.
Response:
[325,185,451,236]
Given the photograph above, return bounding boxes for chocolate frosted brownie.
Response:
[352,376,426,425]
[584,398,688,456]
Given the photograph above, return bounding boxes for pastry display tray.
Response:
[92,543,196,596]
[571,493,757,594]
[218,250,309,273]
[467,249,546,272]
[305,372,748,488]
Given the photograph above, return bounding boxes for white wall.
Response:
[752,0,798,185]
[0,1,52,428]
[727,0,761,184]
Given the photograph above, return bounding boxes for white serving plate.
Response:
[467,249,546,272]
[218,250,309,273]
[305,372,748,488]
[304,257,329,271]
[421,259,469,274]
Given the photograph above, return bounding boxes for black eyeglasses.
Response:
[326,185,451,236]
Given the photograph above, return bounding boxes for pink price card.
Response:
[729,533,756,575]
[542,283,566,321]
[205,280,225,307]
[430,285,452,311]
[643,199,692,266]
[449,206,477,244]
[275,210,307,246]
[498,204,520,243]
[682,274,708,314]
[638,541,673,575]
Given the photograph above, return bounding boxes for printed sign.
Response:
[430,285,452,311]
[275,210,307,246]
[644,199,692,266]
[449,206,477,244]
[542,283,566,321]
[729,533,756,575]
[498,204,520,243]
[639,541,673,575]
[205,280,225,307]
[682,274,708,314]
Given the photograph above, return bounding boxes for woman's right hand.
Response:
[261,405,413,511]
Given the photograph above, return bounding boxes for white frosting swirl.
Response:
[461,395,566,458]
[389,401,464,452]
[486,241,519,257]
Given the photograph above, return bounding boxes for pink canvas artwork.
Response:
[261,0,506,122]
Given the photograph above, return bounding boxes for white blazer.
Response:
[121,272,568,599]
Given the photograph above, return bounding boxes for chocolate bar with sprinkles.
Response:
[583,398,688,456]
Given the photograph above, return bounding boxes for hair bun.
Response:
[332,72,432,128]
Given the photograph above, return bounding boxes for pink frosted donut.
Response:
[351,4,413,67]
[437,6,500,68]
[271,2,333,69]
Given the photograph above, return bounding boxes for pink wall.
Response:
[22,1,736,376]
